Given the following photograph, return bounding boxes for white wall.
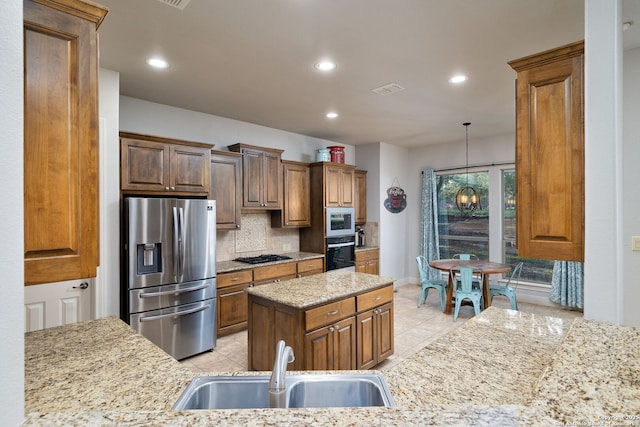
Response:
[0,2,24,425]
[622,47,640,326]
[98,69,121,317]
[119,96,354,162]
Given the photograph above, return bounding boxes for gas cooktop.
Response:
[233,254,293,264]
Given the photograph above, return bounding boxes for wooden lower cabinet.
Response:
[356,302,394,369]
[355,249,379,275]
[248,283,393,371]
[296,258,324,277]
[216,270,253,337]
[305,316,356,370]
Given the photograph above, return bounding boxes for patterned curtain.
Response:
[420,168,441,280]
[549,261,584,309]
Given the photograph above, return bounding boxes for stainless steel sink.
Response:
[172,373,395,410]
[286,374,394,408]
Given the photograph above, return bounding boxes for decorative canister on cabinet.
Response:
[316,148,331,162]
[328,146,345,163]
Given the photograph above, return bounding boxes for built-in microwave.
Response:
[326,207,355,237]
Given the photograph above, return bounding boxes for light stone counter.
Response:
[23,307,639,426]
[245,269,395,309]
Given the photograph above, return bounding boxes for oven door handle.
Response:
[138,304,211,322]
[139,283,211,298]
[327,242,355,249]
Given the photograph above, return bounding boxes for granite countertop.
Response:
[245,269,395,309]
[22,307,639,426]
[216,251,323,274]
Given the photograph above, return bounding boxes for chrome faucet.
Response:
[268,339,295,408]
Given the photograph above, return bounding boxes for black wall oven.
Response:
[326,234,356,271]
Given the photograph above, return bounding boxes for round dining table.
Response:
[428,259,512,315]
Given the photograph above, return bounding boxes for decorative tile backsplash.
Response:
[364,222,379,247]
[216,212,300,261]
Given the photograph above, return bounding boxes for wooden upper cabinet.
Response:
[210,150,242,230]
[354,170,367,225]
[228,143,283,209]
[23,0,108,285]
[509,41,584,262]
[272,160,311,228]
[120,132,213,195]
[325,164,355,208]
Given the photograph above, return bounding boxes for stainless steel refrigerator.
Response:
[122,197,216,360]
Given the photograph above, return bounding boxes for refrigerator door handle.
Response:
[178,207,185,277]
[138,303,212,322]
[139,283,210,298]
[172,206,180,277]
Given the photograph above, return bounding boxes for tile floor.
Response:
[180,283,583,373]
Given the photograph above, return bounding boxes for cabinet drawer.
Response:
[217,270,253,288]
[355,249,378,262]
[357,285,393,312]
[297,258,323,274]
[305,298,356,331]
[253,262,296,281]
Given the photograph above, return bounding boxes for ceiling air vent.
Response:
[155,0,192,10]
[371,83,405,96]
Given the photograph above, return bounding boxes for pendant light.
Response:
[455,122,481,216]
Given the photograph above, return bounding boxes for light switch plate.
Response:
[632,236,640,251]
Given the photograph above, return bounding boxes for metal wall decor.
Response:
[455,122,481,216]
[384,177,407,213]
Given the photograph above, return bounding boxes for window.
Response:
[436,171,489,259]
[502,169,554,283]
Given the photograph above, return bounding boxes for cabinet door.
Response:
[376,302,394,362]
[340,168,355,207]
[305,326,333,370]
[333,317,357,370]
[355,262,367,274]
[356,309,377,370]
[120,138,170,191]
[510,42,584,262]
[217,283,250,336]
[241,148,264,207]
[23,0,106,285]
[263,151,283,208]
[280,162,310,227]
[325,165,343,207]
[354,170,367,224]
[170,145,211,194]
[365,260,379,275]
[210,152,242,229]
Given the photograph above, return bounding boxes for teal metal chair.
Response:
[452,266,484,321]
[490,262,524,310]
[452,253,481,286]
[416,256,448,311]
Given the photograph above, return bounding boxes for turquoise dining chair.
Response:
[451,253,481,286]
[452,266,484,321]
[490,262,524,310]
[416,256,448,311]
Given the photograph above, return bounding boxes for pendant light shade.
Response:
[455,122,481,216]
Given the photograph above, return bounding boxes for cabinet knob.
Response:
[171,186,175,190]
[165,187,170,190]
[236,224,240,228]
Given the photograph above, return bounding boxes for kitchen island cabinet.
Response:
[246,270,395,371]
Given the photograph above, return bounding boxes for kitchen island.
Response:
[246,270,396,371]
[23,304,639,425]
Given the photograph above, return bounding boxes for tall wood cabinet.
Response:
[271,160,311,228]
[509,41,584,262]
[210,150,243,229]
[23,0,108,285]
[229,143,283,209]
[120,132,212,196]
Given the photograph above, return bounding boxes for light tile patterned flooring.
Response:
[180,284,583,373]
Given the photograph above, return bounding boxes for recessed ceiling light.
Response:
[449,74,468,84]
[315,60,337,72]
[326,112,339,119]
[146,57,170,69]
